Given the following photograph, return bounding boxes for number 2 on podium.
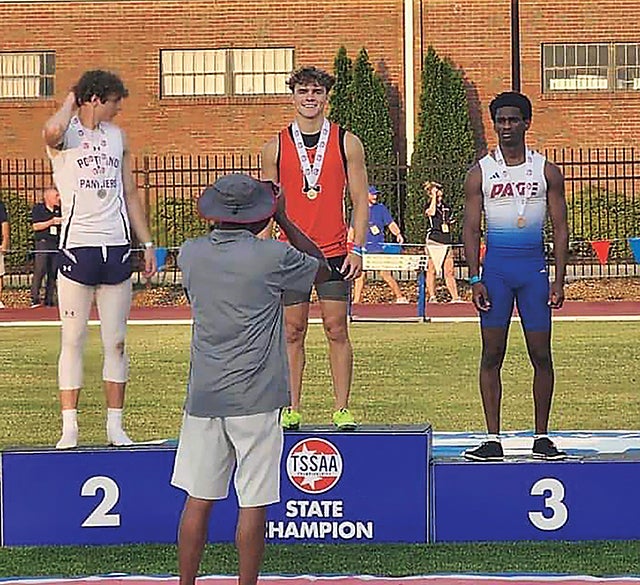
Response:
[81,476,121,527]
[528,477,568,531]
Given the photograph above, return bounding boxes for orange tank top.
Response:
[277,121,348,257]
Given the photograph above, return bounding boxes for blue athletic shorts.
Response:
[58,245,132,286]
[480,254,551,332]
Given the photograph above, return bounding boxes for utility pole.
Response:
[511,0,521,92]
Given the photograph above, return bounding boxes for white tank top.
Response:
[479,149,547,255]
[47,116,131,248]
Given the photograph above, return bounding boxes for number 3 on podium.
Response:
[528,477,568,531]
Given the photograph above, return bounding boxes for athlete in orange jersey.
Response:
[262,66,368,431]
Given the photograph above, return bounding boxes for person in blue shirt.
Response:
[349,185,407,304]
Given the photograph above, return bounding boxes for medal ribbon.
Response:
[291,118,330,192]
[495,146,534,219]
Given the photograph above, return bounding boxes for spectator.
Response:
[172,174,329,585]
[424,181,462,303]
[31,186,62,307]
[0,199,8,309]
[349,185,407,304]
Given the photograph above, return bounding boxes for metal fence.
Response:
[1,148,639,287]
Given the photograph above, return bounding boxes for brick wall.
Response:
[2,0,640,160]
[423,0,640,151]
[0,0,405,158]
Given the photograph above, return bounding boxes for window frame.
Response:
[0,50,55,100]
[159,47,294,99]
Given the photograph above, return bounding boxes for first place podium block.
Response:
[0,424,432,546]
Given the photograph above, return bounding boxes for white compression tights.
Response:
[57,274,132,390]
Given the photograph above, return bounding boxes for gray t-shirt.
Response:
[178,229,319,418]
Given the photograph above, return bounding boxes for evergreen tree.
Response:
[329,47,397,215]
[328,46,352,129]
[349,48,396,213]
[405,46,476,243]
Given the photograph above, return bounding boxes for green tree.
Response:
[406,46,476,243]
[1,189,34,270]
[328,46,352,130]
[329,47,397,215]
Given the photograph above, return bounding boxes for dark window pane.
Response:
[544,44,553,66]
[587,45,598,65]
[554,45,565,66]
[566,45,576,65]
[577,45,587,66]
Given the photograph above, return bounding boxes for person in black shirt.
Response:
[424,181,462,303]
[31,186,62,307]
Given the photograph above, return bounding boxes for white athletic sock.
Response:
[106,408,133,446]
[534,434,548,440]
[56,409,78,450]
[487,434,501,443]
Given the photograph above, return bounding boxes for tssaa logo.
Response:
[286,438,343,494]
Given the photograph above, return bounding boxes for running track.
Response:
[1,574,639,585]
[1,301,640,324]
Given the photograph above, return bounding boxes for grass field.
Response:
[0,321,638,577]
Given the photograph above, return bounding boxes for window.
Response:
[0,51,55,99]
[543,42,640,93]
[160,48,293,97]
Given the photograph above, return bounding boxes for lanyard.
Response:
[291,118,330,199]
[495,146,534,220]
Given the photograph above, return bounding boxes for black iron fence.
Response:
[1,148,639,287]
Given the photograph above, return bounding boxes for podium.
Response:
[0,425,432,546]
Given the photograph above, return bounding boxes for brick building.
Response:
[0,0,639,160]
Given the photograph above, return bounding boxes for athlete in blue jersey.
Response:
[462,92,568,461]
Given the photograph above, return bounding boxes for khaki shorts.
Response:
[0,252,4,277]
[171,409,283,507]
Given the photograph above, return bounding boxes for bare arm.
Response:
[545,160,568,308]
[463,165,490,311]
[462,165,483,279]
[33,217,61,232]
[260,137,279,182]
[425,191,438,217]
[387,220,404,243]
[121,131,156,278]
[43,92,77,149]
[274,190,330,284]
[1,221,9,252]
[347,225,355,243]
[345,132,369,249]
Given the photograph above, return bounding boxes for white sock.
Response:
[487,434,500,442]
[107,408,133,446]
[56,409,78,449]
[534,434,548,440]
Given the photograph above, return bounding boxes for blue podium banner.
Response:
[433,459,640,542]
[0,425,431,546]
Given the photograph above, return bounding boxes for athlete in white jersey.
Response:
[462,92,568,462]
[43,70,157,449]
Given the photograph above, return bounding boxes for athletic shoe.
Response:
[532,437,567,460]
[332,408,357,431]
[281,407,302,430]
[395,297,409,304]
[30,303,42,308]
[463,440,504,461]
[56,429,78,450]
[0,301,5,309]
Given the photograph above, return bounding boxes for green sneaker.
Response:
[332,408,357,431]
[281,407,302,430]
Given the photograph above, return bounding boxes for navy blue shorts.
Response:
[58,245,132,286]
[480,253,551,332]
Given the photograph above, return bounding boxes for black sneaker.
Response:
[463,440,504,461]
[532,437,567,460]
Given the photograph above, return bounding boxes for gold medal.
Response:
[517,216,526,228]
[306,188,318,200]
